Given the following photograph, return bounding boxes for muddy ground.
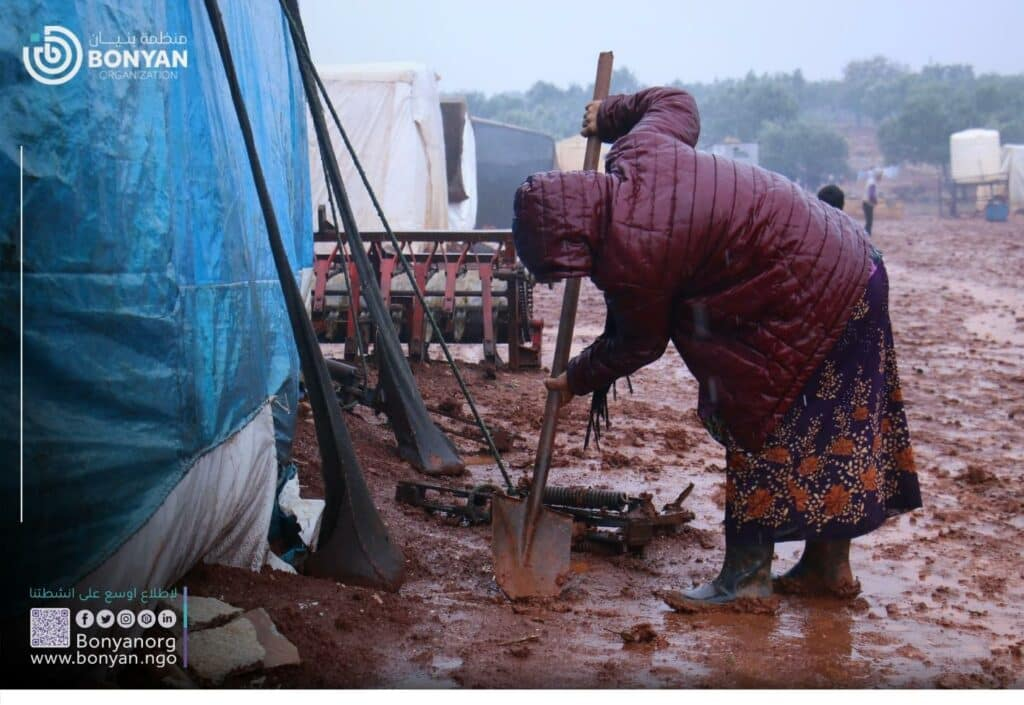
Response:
[185,214,1024,688]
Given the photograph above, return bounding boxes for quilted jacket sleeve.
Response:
[596,87,700,147]
[565,291,672,396]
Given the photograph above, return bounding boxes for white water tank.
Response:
[950,129,1002,183]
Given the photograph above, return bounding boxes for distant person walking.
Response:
[863,170,881,235]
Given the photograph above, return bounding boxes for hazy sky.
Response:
[298,0,1023,94]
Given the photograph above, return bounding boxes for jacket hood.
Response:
[512,170,610,283]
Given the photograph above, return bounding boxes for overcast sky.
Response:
[298,0,1023,94]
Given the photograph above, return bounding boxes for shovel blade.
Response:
[491,495,573,599]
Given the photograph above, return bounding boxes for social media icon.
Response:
[157,609,177,628]
[96,609,115,629]
[117,609,135,628]
[137,610,156,629]
[75,610,94,629]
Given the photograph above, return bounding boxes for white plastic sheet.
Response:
[309,62,449,231]
[556,135,609,172]
[950,129,1002,183]
[78,404,277,594]
[1002,145,1024,210]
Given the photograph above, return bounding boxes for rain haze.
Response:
[299,0,1024,92]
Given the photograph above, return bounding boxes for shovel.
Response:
[492,51,614,599]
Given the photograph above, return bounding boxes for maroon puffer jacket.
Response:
[513,87,873,451]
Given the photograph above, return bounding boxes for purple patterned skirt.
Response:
[716,260,922,544]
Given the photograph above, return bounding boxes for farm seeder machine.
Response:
[310,207,544,375]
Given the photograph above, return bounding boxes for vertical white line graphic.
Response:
[20,144,24,523]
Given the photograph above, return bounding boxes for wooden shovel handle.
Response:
[525,51,614,535]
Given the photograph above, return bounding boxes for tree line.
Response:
[464,58,1024,187]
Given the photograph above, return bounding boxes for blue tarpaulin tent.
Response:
[0,0,311,606]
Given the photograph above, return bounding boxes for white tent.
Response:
[310,62,449,231]
[556,134,609,172]
[1002,145,1024,211]
[950,129,1002,183]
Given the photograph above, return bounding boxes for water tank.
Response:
[950,129,1002,183]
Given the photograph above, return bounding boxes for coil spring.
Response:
[542,485,629,510]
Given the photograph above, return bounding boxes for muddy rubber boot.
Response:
[656,536,778,612]
[655,532,774,610]
[774,539,861,598]
[679,538,774,604]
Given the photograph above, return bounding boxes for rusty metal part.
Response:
[426,403,516,452]
[542,486,628,511]
[324,358,379,411]
[312,216,542,372]
[396,482,635,524]
[663,483,695,512]
[395,481,499,525]
[323,364,516,455]
[492,51,615,599]
[433,418,516,453]
[396,480,694,555]
[492,496,572,598]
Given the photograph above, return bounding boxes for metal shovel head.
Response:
[491,494,573,599]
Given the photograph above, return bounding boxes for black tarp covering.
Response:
[471,117,556,229]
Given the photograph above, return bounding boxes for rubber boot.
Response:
[774,539,861,598]
[680,535,774,604]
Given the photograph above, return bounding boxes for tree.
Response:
[609,67,642,96]
[877,77,977,169]
[975,73,1024,143]
[742,81,800,140]
[759,121,850,188]
[841,56,910,123]
[461,60,1022,158]
[693,74,799,145]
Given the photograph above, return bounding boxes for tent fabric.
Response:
[79,405,277,594]
[0,1,311,605]
[555,135,610,173]
[1002,145,1024,210]
[950,128,1003,183]
[309,62,449,231]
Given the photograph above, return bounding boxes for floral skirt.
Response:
[719,260,922,544]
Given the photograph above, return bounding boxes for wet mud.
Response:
[184,214,1024,688]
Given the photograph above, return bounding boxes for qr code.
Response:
[30,608,70,648]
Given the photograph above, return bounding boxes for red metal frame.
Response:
[311,206,542,371]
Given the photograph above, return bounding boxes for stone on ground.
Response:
[186,617,265,684]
